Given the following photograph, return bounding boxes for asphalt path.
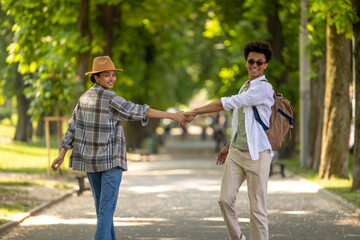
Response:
[2,139,360,240]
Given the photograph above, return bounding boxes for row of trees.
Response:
[0,0,359,188]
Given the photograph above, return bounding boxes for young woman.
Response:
[51,56,185,240]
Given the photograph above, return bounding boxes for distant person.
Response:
[183,41,274,240]
[51,56,185,240]
[214,112,227,152]
[164,124,171,139]
[214,126,225,152]
[181,124,188,140]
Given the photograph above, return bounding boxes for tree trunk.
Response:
[319,21,351,179]
[97,4,119,57]
[266,0,287,88]
[124,118,161,151]
[14,93,32,142]
[352,0,360,190]
[35,113,45,137]
[124,121,145,150]
[307,51,326,170]
[313,52,326,171]
[76,0,91,89]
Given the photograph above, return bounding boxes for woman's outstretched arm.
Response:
[146,108,185,124]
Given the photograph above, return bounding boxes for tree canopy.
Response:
[1,1,359,182]
[0,0,306,120]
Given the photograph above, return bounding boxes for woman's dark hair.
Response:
[244,41,272,63]
[90,72,101,83]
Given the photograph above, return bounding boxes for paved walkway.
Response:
[2,138,360,240]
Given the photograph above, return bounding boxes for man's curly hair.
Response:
[244,41,272,63]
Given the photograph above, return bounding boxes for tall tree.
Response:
[2,0,211,147]
[76,0,91,90]
[306,12,327,171]
[14,72,32,141]
[319,21,351,179]
[0,4,32,141]
[352,0,360,190]
[315,0,359,179]
[307,52,326,171]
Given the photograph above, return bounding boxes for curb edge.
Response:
[0,189,77,235]
[285,170,360,217]
[318,188,360,215]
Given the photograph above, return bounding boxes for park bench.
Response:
[270,159,286,178]
[76,175,90,196]
[269,152,286,178]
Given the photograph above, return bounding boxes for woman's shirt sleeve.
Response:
[60,103,79,150]
[109,95,150,126]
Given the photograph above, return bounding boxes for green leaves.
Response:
[1,0,358,123]
[310,0,359,38]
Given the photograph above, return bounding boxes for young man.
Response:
[183,41,274,240]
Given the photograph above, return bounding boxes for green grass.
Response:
[0,187,28,195]
[284,154,360,208]
[0,181,39,222]
[0,201,39,218]
[0,141,66,174]
[0,116,71,174]
[0,179,33,186]
[0,115,16,138]
[0,117,75,226]
[0,174,74,226]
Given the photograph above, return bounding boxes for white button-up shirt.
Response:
[221,75,274,160]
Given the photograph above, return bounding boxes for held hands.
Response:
[172,111,196,126]
[181,111,196,125]
[173,111,186,124]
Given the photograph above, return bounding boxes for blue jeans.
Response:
[87,167,123,240]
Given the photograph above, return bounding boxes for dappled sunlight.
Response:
[268,209,314,216]
[202,217,249,223]
[21,215,96,226]
[127,154,173,163]
[280,210,313,215]
[333,219,360,227]
[113,217,169,222]
[156,193,171,198]
[2,212,29,222]
[20,215,171,227]
[127,178,221,194]
[128,185,175,193]
[268,179,320,193]
[126,169,198,176]
[186,183,219,191]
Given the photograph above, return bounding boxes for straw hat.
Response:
[85,56,123,76]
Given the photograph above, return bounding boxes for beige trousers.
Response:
[218,147,272,240]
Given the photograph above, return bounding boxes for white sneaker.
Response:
[240,234,246,240]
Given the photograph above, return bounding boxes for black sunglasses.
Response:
[247,59,266,67]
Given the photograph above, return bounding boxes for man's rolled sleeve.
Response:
[221,97,232,111]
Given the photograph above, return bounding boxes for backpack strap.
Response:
[278,109,294,127]
[252,106,269,131]
[252,79,272,131]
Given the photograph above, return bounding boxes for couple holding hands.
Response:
[52,41,274,240]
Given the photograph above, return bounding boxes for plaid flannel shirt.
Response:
[61,83,149,172]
